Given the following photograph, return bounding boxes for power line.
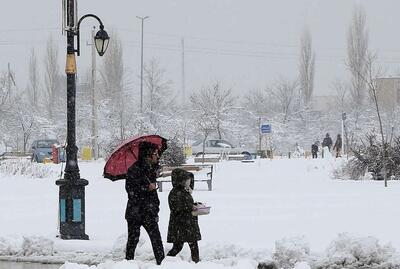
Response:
[122,41,400,64]
[116,27,400,54]
[0,27,59,33]
[2,27,400,65]
[4,25,400,56]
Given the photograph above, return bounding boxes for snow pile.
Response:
[0,235,54,257]
[110,234,269,265]
[292,262,311,269]
[59,258,257,269]
[111,233,147,260]
[315,233,400,268]
[0,159,60,178]
[21,235,54,256]
[273,236,310,269]
[110,234,127,260]
[200,242,270,264]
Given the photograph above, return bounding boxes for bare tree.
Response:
[190,82,236,139]
[331,79,350,113]
[242,89,271,118]
[346,5,369,108]
[0,71,10,112]
[27,48,40,107]
[44,35,61,119]
[269,78,298,123]
[14,103,35,153]
[361,53,388,186]
[0,64,16,113]
[143,58,173,125]
[99,32,128,141]
[299,27,315,105]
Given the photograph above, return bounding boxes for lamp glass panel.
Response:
[103,39,110,53]
[95,38,105,56]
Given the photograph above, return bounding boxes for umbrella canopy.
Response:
[103,134,167,181]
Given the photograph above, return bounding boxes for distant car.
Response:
[31,139,63,163]
[191,139,252,157]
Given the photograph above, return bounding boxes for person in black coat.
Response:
[311,141,318,159]
[332,134,342,158]
[125,141,164,265]
[322,133,333,151]
[167,168,201,263]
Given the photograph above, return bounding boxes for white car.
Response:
[191,139,252,157]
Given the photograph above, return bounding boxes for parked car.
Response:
[191,139,253,157]
[31,139,64,163]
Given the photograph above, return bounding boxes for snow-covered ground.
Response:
[1,156,400,269]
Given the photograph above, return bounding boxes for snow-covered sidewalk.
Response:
[1,157,400,268]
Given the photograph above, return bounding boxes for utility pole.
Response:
[181,37,186,105]
[341,112,346,156]
[137,16,149,113]
[258,117,262,152]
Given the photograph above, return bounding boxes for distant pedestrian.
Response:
[333,134,342,158]
[322,133,333,151]
[167,169,201,263]
[311,141,319,159]
[125,141,164,265]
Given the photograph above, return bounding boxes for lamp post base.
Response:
[56,178,89,240]
[59,233,89,240]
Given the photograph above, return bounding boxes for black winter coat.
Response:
[167,169,201,243]
[333,137,342,151]
[125,160,160,220]
[322,137,333,149]
[311,144,318,153]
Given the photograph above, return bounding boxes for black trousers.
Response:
[312,152,317,158]
[167,241,199,263]
[126,217,165,265]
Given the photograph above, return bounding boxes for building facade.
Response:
[376,77,400,111]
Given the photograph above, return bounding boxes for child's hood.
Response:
[171,168,190,188]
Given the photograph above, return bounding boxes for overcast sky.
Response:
[2,0,400,98]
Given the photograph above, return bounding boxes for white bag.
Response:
[192,203,211,216]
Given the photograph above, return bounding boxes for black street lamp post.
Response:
[56,0,109,240]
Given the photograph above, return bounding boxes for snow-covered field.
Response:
[1,156,400,269]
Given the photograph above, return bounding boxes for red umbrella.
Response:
[103,134,167,181]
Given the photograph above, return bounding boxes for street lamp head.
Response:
[94,25,110,56]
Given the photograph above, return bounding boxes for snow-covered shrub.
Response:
[0,159,60,178]
[0,236,19,255]
[339,134,400,181]
[21,236,54,256]
[314,233,399,269]
[273,236,310,269]
[159,137,186,166]
[332,158,369,181]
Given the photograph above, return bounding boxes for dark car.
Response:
[31,139,63,163]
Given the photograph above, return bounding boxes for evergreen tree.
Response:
[160,138,186,166]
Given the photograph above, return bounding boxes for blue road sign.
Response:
[260,124,271,134]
